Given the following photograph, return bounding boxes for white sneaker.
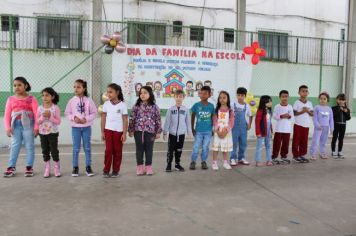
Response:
[338,152,344,158]
[212,161,219,171]
[230,159,237,166]
[223,161,232,170]
[332,152,338,157]
[238,158,250,165]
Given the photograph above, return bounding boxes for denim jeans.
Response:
[8,119,35,168]
[254,122,272,162]
[231,127,248,161]
[191,131,212,162]
[72,127,92,167]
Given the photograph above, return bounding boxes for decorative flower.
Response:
[243,42,266,65]
[100,32,126,54]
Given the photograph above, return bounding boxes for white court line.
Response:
[0,143,355,157]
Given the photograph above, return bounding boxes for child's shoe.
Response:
[310,156,317,160]
[238,159,250,165]
[111,171,119,178]
[165,163,172,172]
[332,152,338,157]
[212,161,219,171]
[320,154,328,159]
[103,171,110,178]
[175,164,185,172]
[136,165,144,176]
[24,166,34,177]
[54,161,61,177]
[266,161,273,166]
[338,152,345,159]
[223,161,232,170]
[230,159,237,166]
[189,161,196,170]
[72,167,79,177]
[3,167,16,177]
[255,162,263,167]
[280,158,291,164]
[146,165,154,175]
[86,166,95,177]
[43,161,50,178]
[201,161,208,170]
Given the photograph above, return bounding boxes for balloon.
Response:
[112,32,122,41]
[243,41,266,65]
[105,45,114,54]
[102,92,109,102]
[252,54,260,65]
[98,105,103,114]
[243,47,254,54]
[115,44,126,53]
[250,100,256,106]
[109,39,117,47]
[100,35,111,44]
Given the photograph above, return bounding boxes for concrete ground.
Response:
[0,138,356,236]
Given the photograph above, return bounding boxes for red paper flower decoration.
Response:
[243,42,266,65]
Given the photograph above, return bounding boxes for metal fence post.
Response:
[9,15,14,93]
[319,38,324,93]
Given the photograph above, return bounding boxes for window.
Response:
[1,15,19,31]
[127,22,166,45]
[190,26,204,41]
[224,28,234,43]
[37,17,82,50]
[173,21,183,34]
[258,31,288,61]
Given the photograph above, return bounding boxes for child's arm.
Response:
[64,99,74,122]
[128,106,137,136]
[255,110,262,137]
[31,97,39,133]
[191,112,196,136]
[49,106,61,125]
[154,105,162,139]
[4,98,12,136]
[122,115,128,142]
[273,105,281,120]
[344,107,351,121]
[186,109,193,136]
[85,99,98,124]
[36,107,45,125]
[101,112,107,141]
[313,107,321,129]
[163,108,171,136]
[228,110,235,131]
[212,113,218,132]
[329,108,334,132]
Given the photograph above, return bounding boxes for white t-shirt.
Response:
[231,101,252,125]
[273,104,294,133]
[293,100,313,128]
[102,101,128,132]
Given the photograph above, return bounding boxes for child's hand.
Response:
[74,116,81,123]
[102,132,105,141]
[247,124,251,130]
[256,134,261,138]
[302,107,309,113]
[155,133,161,139]
[163,134,167,141]
[43,110,51,118]
[129,132,134,137]
[192,129,196,137]
[80,118,87,124]
[34,130,39,137]
[121,133,127,143]
[6,129,12,137]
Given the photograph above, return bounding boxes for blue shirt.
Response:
[191,102,215,132]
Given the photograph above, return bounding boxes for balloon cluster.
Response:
[98,92,109,114]
[100,32,126,54]
[243,41,266,65]
[246,92,260,116]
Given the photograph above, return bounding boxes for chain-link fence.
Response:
[1,15,355,114]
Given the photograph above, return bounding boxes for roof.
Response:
[164,69,184,79]
[163,78,185,88]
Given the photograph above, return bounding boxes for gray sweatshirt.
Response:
[163,105,192,136]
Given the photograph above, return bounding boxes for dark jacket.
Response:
[332,106,351,124]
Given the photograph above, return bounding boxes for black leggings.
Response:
[134,131,155,166]
[331,123,346,152]
[167,134,185,164]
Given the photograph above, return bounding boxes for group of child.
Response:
[3,77,351,178]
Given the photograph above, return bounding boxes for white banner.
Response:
[112,45,253,109]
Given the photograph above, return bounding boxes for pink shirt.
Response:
[4,95,39,131]
[36,104,61,135]
[64,96,97,127]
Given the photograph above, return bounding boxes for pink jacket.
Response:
[4,95,39,131]
[64,96,98,127]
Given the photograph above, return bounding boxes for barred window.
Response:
[127,22,166,45]
[190,26,204,41]
[1,15,19,31]
[37,17,82,50]
[258,31,288,61]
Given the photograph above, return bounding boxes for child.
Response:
[37,88,61,178]
[101,83,128,178]
[65,79,98,177]
[129,86,162,176]
[272,90,294,165]
[254,95,273,167]
[163,90,192,172]
[211,91,235,170]
[3,77,39,177]
[292,85,313,163]
[310,92,334,160]
[190,86,215,170]
[230,87,253,166]
[331,93,351,158]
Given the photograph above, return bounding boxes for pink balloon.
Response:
[100,35,111,44]
[112,32,122,42]
[252,41,260,49]
[115,44,126,53]
[252,54,260,65]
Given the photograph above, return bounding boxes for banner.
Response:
[112,45,253,109]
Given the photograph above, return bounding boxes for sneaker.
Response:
[272,159,280,165]
[103,171,110,178]
[280,158,291,164]
[212,161,219,171]
[136,165,144,176]
[3,167,16,177]
[165,163,172,172]
[255,162,263,167]
[86,166,95,177]
[320,154,328,159]
[338,152,345,158]
[24,166,34,177]
[300,156,310,163]
[54,161,61,177]
[223,161,232,170]
[230,159,237,166]
[293,157,303,163]
[111,171,119,178]
[175,164,185,172]
[72,167,79,177]
[43,161,50,178]
[146,165,154,175]
[189,161,196,170]
[332,152,338,157]
[238,159,250,165]
[201,161,208,170]
[266,161,274,166]
[310,156,317,160]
